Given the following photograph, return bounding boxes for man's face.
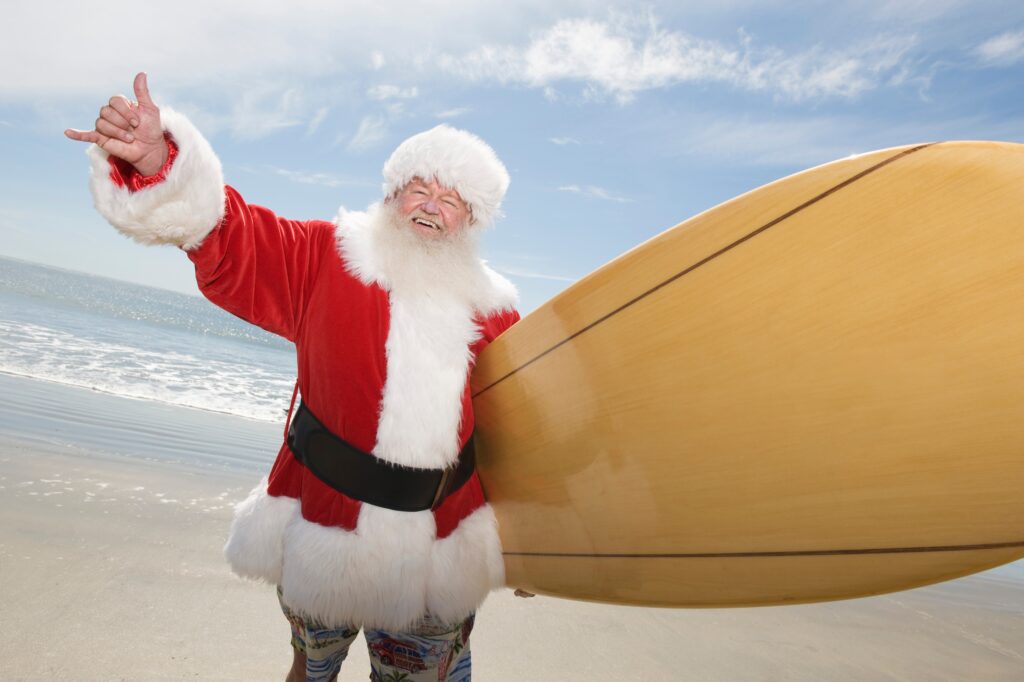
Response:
[395,177,472,239]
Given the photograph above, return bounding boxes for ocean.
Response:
[0,255,295,424]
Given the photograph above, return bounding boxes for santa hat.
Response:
[382,125,510,228]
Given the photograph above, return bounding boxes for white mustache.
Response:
[410,212,445,230]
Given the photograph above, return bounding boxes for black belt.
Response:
[286,402,476,512]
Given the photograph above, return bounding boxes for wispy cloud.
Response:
[0,120,12,127]
[679,116,860,167]
[178,86,308,140]
[436,107,472,119]
[438,14,918,103]
[872,0,970,23]
[558,184,634,203]
[272,167,375,188]
[348,115,388,151]
[306,107,329,136]
[549,136,581,145]
[492,265,577,283]
[974,30,1024,65]
[367,84,419,100]
[0,4,942,106]
[672,111,1024,169]
[228,86,305,139]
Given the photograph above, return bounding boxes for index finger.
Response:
[133,72,155,107]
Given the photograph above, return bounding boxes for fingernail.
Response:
[131,119,138,127]
[125,133,134,142]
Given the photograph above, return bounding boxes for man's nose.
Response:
[421,197,440,213]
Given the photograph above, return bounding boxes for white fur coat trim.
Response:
[335,206,518,469]
[227,484,505,630]
[87,108,226,250]
[223,477,297,585]
[374,292,480,468]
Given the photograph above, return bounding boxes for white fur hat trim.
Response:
[382,125,510,228]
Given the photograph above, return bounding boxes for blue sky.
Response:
[1,0,1022,313]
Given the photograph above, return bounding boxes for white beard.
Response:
[347,202,484,469]
[367,202,486,303]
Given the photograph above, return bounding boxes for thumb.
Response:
[134,72,155,107]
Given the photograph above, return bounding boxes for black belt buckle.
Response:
[430,467,453,510]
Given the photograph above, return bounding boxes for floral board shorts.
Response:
[277,586,474,682]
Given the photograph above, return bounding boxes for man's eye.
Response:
[443,200,457,208]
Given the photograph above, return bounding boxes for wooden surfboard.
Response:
[471,141,1024,608]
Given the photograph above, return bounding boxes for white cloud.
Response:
[0,3,927,115]
[348,115,388,151]
[164,85,306,140]
[306,107,329,136]
[272,167,374,188]
[750,34,918,100]
[677,116,861,167]
[669,111,1024,169]
[438,15,919,102]
[0,0,565,103]
[225,85,306,139]
[974,31,1024,65]
[557,184,634,203]
[367,84,419,100]
[436,107,472,119]
[872,0,969,22]
[492,265,577,282]
[549,136,581,145]
[0,120,12,127]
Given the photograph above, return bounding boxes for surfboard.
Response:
[470,141,1024,608]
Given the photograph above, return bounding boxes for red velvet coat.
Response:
[184,185,519,538]
[88,108,520,630]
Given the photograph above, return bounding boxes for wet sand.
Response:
[1,375,1022,680]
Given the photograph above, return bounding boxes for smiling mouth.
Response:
[412,217,441,231]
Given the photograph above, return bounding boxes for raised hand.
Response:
[65,72,168,177]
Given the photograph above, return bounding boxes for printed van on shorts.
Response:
[369,637,428,672]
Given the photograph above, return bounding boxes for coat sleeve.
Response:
[185,188,331,341]
[86,107,329,342]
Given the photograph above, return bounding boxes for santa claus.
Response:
[67,72,519,681]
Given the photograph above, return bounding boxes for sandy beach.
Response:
[1,373,1022,681]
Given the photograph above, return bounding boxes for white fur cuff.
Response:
[426,504,506,625]
[224,480,298,585]
[87,107,226,250]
